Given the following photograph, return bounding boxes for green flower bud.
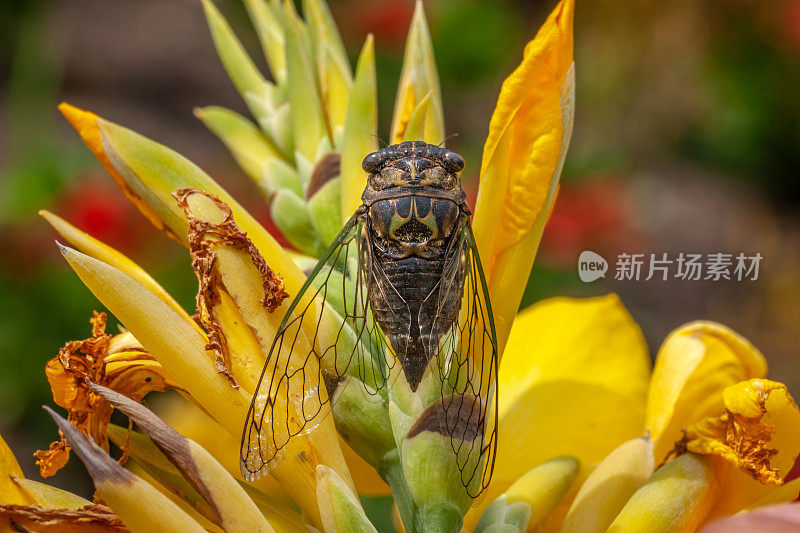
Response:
[270,189,324,256]
[308,177,342,246]
[331,375,395,468]
[263,157,303,197]
[474,497,531,533]
[316,465,378,533]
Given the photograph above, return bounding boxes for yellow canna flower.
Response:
[5,0,798,532]
[676,378,800,523]
[463,294,651,530]
[464,301,799,532]
[645,321,768,461]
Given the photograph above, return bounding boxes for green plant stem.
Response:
[381,449,417,533]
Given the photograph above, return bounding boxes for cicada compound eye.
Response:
[442,151,465,173]
[362,151,384,173]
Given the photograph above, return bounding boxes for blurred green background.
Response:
[1,0,799,500]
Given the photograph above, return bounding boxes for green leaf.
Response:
[247,94,295,157]
[195,105,284,180]
[283,2,328,164]
[302,0,352,136]
[262,157,303,197]
[474,497,530,533]
[331,376,395,468]
[243,0,287,84]
[271,189,324,256]
[320,44,352,141]
[316,465,378,533]
[339,35,377,221]
[308,176,342,246]
[202,0,271,120]
[302,0,350,84]
[400,430,471,530]
[12,479,92,511]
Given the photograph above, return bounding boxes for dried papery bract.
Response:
[0,504,127,533]
[35,311,178,478]
[175,188,289,388]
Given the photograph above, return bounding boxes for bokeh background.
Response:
[1,0,799,506]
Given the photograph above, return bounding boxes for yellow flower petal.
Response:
[746,476,800,509]
[0,434,32,506]
[562,436,654,533]
[504,456,580,531]
[36,312,180,478]
[679,379,800,520]
[126,461,226,533]
[58,103,172,239]
[40,210,200,333]
[607,453,719,533]
[151,402,294,506]
[319,44,351,139]
[176,188,291,389]
[471,0,574,354]
[646,321,768,461]
[94,385,275,533]
[11,478,92,510]
[339,439,390,497]
[464,294,650,529]
[59,245,348,527]
[177,191,355,518]
[59,246,251,432]
[46,407,207,533]
[58,103,308,302]
[401,91,432,143]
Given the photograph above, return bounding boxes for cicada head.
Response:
[362,141,465,194]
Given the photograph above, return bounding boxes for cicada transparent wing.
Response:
[240,212,395,481]
[419,215,499,498]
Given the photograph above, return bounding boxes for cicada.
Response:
[241,141,497,496]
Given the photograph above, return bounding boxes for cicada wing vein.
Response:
[428,216,499,498]
[240,212,394,481]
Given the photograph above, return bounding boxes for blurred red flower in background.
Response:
[539,176,634,267]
